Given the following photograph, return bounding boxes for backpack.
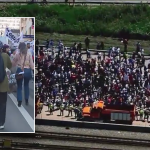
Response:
[0,52,6,83]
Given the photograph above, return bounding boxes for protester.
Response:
[12,42,34,107]
[27,43,32,55]
[2,44,11,56]
[85,37,90,50]
[10,47,17,74]
[35,39,39,56]
[0,41,12,129]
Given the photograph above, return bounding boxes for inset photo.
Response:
[0,17,35,133]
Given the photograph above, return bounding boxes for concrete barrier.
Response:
[35,119,150,133]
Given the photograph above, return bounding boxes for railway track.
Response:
[0,141,117,150]
[3,131,150,147]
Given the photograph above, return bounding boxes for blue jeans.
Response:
[16,67,32,102]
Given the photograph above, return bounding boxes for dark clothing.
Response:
[0,92,7,126]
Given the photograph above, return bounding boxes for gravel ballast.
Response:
[35,125,150,140]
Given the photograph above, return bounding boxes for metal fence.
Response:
[0,0,150,4]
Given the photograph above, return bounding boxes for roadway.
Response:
[0,80,34,133]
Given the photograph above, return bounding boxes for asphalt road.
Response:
[0,81,34,133]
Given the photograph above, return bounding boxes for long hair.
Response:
[18,42,27,54]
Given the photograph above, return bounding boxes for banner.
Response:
[4,28,22,44]
[23,35,34,39]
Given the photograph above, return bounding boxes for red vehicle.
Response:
[82,101,135,125]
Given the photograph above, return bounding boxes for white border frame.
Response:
[0,17,35,133]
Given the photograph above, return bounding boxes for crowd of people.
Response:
[0,41,34,129]
[35,38,150,123]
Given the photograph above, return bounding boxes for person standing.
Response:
[35,39,39,56]
[12,42,34,107]
[85,37,90,50]
[27,43,34,58]
[60,103,64,116]
[27,42,34,82]
[122,39,128,53]
[10,47,17,74]
[2,44,11,56]
[0,41,12,129]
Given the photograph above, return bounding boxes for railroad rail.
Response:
[0,141,115,150]
[4,131,150,147]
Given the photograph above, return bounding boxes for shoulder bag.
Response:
[15,53,27,81]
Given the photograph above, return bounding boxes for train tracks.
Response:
[4,131,150,147]
[0,141,115,150]
[0,141,116,150]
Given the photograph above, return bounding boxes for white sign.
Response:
[0,36,8,45]
[5,28,22,44]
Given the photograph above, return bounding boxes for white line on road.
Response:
[8,93,35,132]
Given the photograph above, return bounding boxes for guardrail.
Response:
[0,0,150,4]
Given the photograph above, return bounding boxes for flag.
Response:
[4,27,23,44]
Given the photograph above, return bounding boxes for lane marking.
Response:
[8,93,35,132]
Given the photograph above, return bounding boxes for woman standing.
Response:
[0,41,12,129]
[12,42,34,107]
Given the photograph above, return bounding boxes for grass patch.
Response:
[1,4,150,39]
[36,32,150,54]
[1,4,150,53]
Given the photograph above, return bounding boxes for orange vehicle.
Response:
[82,100,135,125]
[82,101,104,119]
